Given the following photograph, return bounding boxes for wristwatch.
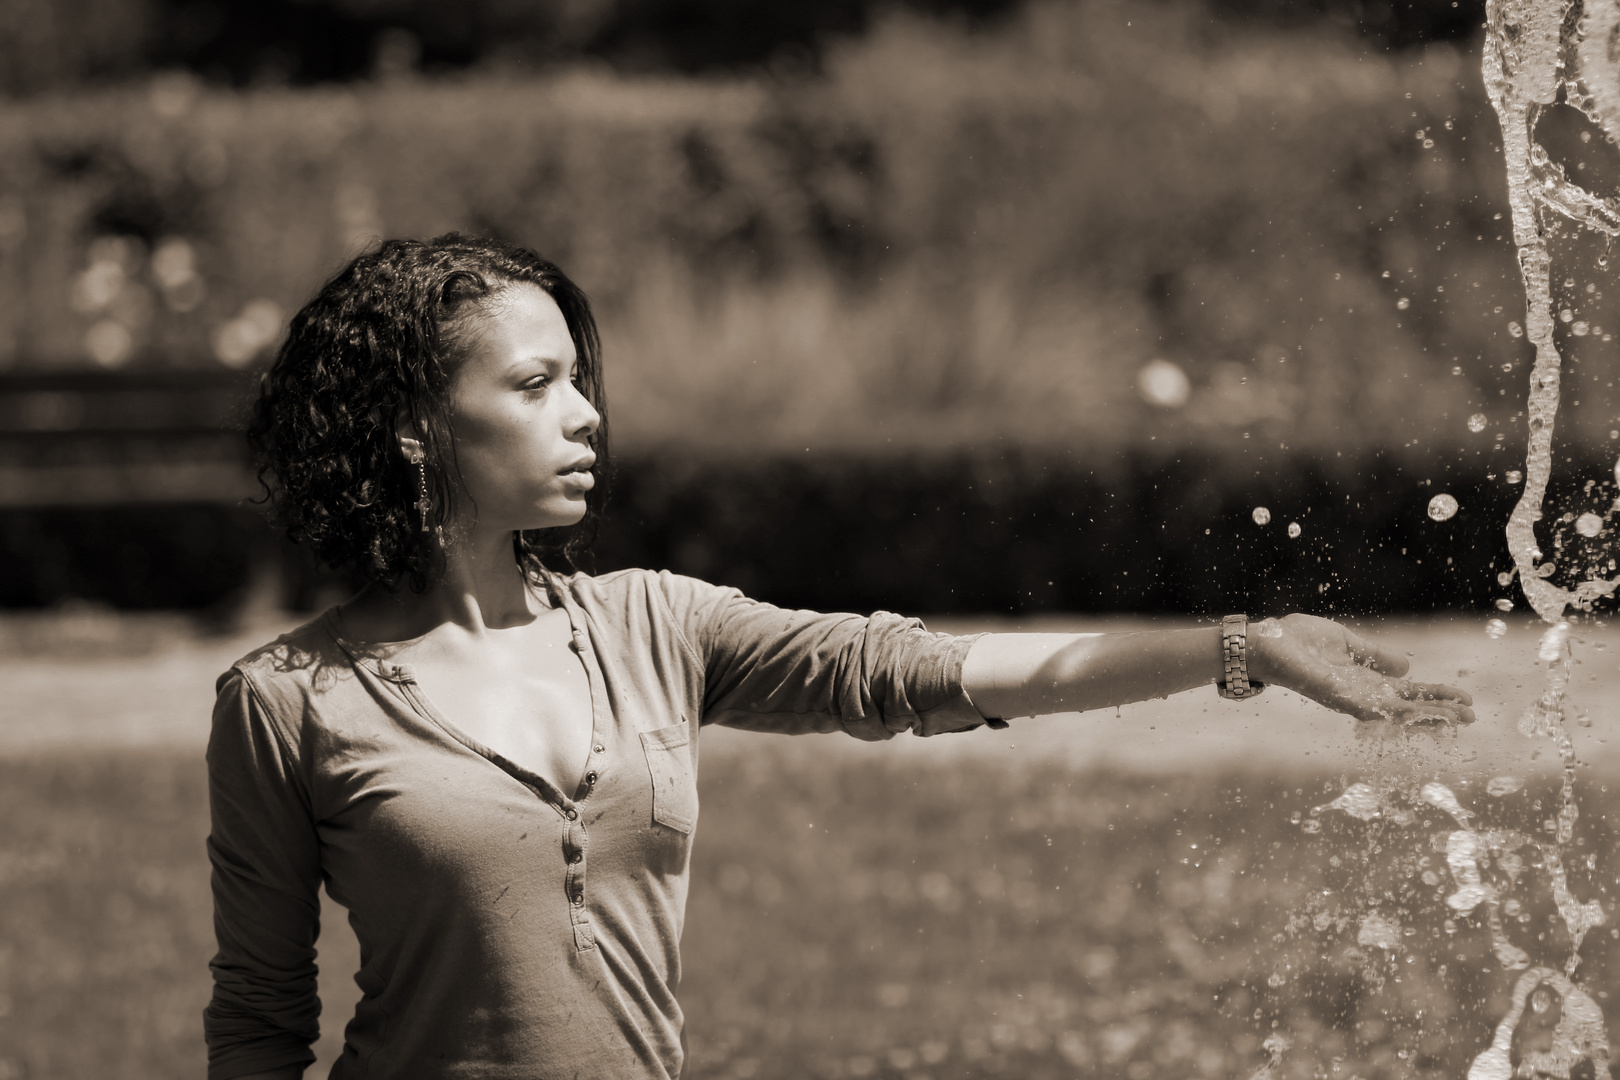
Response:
[1217,614,1265,700]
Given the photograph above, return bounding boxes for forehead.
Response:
[462,283,575,367]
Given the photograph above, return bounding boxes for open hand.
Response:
[1246,614,1475,725]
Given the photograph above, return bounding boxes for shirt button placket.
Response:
[562,812,594,950]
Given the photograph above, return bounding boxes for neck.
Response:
[347,524,549,642]
[433,523,548,630]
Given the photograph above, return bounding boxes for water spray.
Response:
[1282,6,1619,1077]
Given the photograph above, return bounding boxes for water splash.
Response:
[1484,0,1620,618]
[1468,968,1613,1080]
[1421,780,1474,826]
[1315,782,1381,821]
[1476,2,1615,1058]
[1246,1033,1290,1080]
[1356,911,1400,951]
[1486,775,1526,797]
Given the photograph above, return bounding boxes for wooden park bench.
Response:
[0,368,259,509]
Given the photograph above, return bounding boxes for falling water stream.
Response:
[1473,3,1617,1073]
[1276,3,1620,1077]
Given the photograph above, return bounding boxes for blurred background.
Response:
[5,0,1615,617]
[3,1,1619,1078]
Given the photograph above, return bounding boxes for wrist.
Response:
[1244,617,1282,684]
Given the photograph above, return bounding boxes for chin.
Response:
[523,503,589,532]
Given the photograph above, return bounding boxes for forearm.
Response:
[961,628,1224,719]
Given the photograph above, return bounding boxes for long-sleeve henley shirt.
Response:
[204,568,992,1080]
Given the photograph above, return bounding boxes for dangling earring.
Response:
[409,448,430,532]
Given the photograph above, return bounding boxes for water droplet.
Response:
[1560,308,1575,323]
[1266,972,1287,988]
[1397,297,1412,310]
[1498,570,1516,586]
[1575,512,1603,537]
[1287,522,1301,538]
[1299,817,1320,834]
[1509,320,1524,337]
[1452,365,1463,375]
[1467,413,1488,433]
[1486,618,1508,639]
[1137,359,1191,408]
[1573,320,1590,336]
[1496,598,1514,611]
[1422,138,1435,149]
[1487,775,1525,797]
[1507,470,1523,484]
[1427,493,1459,521]
[1252,506,1271,526]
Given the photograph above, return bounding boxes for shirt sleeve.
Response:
[654,570,1003,739]
[203,668,322,1080]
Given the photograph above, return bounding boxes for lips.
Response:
[559,457,595,476]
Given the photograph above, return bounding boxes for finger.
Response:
[1383,695,1476,726]
[1345,630,1410,677]
[1398,681,1474,707]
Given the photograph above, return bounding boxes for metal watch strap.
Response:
[1217,614,1265,700]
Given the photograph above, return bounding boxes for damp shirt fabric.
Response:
[203,567,995,1080]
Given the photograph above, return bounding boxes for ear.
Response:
[395,409,426,464]
[397,425,425,466]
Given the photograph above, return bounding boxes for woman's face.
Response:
[442,283,600,535]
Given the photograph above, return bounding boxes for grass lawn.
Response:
[1,743,1614,1080]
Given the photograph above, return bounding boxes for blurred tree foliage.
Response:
[1,0,1486,95]
[2,0,1585,463]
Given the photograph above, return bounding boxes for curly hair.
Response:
[247,234,611,593]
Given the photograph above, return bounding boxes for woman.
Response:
[207,234,1473,1080]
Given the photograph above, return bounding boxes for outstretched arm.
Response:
[960,614,1474,725]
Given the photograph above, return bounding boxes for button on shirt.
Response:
[204,569,992,1080]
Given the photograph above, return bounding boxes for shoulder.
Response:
[215,612,357,719]
[554,568,741,659]
[555,567,738,611]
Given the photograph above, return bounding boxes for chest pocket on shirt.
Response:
[640,722,697,834]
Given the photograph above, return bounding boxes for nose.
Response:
[567,380,601,440]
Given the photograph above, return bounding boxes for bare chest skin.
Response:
[387,607,595,797]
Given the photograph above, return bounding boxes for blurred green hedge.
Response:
[0,1,1602,460]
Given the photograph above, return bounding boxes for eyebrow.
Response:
[506,354,578,376]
